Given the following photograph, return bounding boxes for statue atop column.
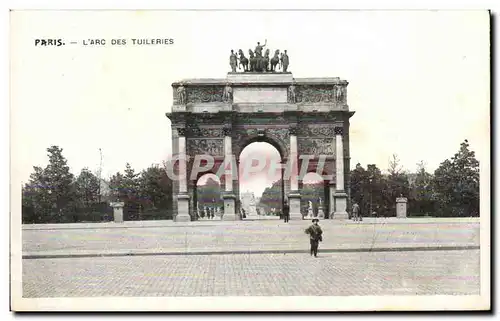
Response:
[229,50,238,72]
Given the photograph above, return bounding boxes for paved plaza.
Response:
[22,218,480,257]
[23,249,480,297]
[21,218,481,298]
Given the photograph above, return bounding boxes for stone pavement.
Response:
[22,218,480,258]
[22,250,480,297]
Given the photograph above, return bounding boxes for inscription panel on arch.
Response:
[233,87,287,104]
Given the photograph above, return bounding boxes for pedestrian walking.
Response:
[352,202,362,222]
[305,218,323,257]
[283,201,290,223]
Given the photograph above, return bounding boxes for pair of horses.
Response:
[238,49,280,72]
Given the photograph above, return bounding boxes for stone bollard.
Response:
[109,201,125,223]
[396,197,408,218]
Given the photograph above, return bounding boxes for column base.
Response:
[288,192,302,220]
[222,193,237,220]
[175,194,191,222]
[333,192,348,220]
[318,206,325,219]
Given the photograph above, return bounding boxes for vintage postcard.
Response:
[10,9,491,311]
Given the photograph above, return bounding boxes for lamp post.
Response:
[98,148,103,203]
[369,177,373,218]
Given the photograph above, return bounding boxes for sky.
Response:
[10,10,490,198]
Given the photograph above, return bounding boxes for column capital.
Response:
[334,127,344,136]
[289,125,298,136]
[177,128,187,136]
[223,125,232,136]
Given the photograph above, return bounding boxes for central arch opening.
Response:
[195,173,223,220]
[238,141,283,220]
[301,172,329,219]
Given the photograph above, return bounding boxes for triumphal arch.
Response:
[166,44,355,222]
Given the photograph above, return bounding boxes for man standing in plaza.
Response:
[283,201,290,223]
[305,219,323,257]
[352,202,362,222]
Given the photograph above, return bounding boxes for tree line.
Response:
[258,139,480,218]
[22,139,479,223]
[22,146,174,223]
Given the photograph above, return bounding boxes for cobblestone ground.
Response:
[23,249,480,297]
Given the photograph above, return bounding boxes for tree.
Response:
[109,172,125,201]
[108,163,141,220]
[45,146,76,218]
[350,163,371,216]
[388,154,403,176]
[259,179,283,211]
[410,161,434,216]
[197,177,223,209]
[22,166,50,223]
[382,155,410,217]
[138,165,173,210]
[366,164,386,216]
[432,140,479,217]
[22,146,77,223]
[75,168,100,208]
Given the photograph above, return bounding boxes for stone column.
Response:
[396,196,408,218]
[222,126,237,220]
[288,125,302,220]
[110,201,124,223]
[176,128,191,222]
[333,127,348,219]
[329,181,335,219]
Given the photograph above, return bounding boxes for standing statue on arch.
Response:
[229,50,238,72]
[281,50,289,72]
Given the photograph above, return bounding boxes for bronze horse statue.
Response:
[246,48,273,72]
[263,49,270,72]
[238,49,249,72]
[248,49,257,72]
[270,49,280,72]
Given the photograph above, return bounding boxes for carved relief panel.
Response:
[173,85,225,105]
[294,85,346,104]
[187,86,225,103]
[187,139,224,157]
[298,138,335,156]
